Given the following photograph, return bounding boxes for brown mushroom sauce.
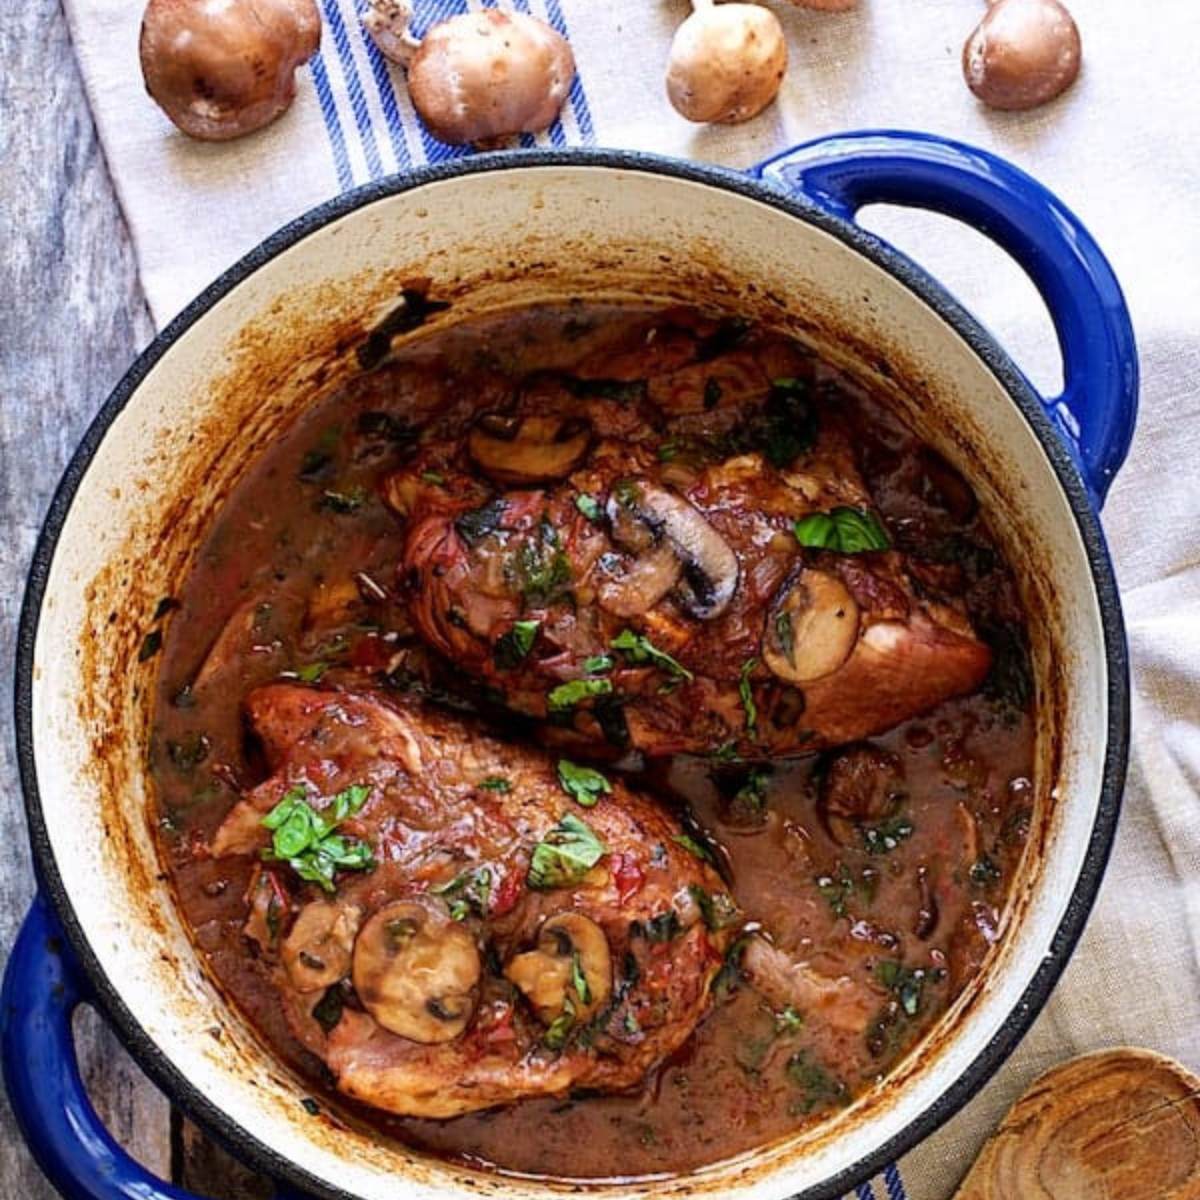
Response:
[151,303,1034,1179]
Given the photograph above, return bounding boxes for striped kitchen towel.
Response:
[60,1,1200,1198]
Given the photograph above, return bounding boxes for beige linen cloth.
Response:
[62,0,1200,1194]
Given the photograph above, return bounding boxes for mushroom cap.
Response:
[963,0,1082,111]
[353,899,481,1043]
[666,3,788,125]
[407,10,576,146]
[505,912,613,1026]
[139,0,321,141]
[763,568,860,684]
[468,413,592,485]
[282,899,362,993]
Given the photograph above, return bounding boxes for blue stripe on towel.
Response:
[350,0,413,172]
[855,1183,877,1200]
[309,48,354,190]
[541,0,595,142]
[320,0,386,180]
[884,1164,908,1200]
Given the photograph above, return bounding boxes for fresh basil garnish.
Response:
[527,813,607,890]
[611,628,694,681]
[260,784,374,893]
[547,677,613,714]
[494,618,540,670]
[793,507,891,554]
[557,759,612,808]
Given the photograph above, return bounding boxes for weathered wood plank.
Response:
[0,0,168,1194]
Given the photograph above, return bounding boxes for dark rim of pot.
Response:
[14,147,1129,1200]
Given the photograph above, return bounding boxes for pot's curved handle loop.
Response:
[0,893,307,1200]
[753,131,1138,506]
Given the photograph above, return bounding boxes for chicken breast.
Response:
[381,333,992,758]
[212,683,738,1118]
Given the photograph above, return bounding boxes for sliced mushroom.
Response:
[608,479,739,620]
[817,743,905,847]
[764,569,860,683]
[282,900,362,993]
[468,413,591,485]
[505,912,612,1026]
[598,542,683,618]
[353,900,480,1042]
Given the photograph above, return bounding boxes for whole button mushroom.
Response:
[362,1,576,146]
[139,0,321,141]
[666,0,788,125]
[963,0,1082,111]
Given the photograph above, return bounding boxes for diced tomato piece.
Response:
[612,852,644,904]
[490,869,523,917]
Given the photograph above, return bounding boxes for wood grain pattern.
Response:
[0,1,261,1195]
[954,1049,1200,1200]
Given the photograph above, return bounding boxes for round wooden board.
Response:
[954,1048,1200,1200]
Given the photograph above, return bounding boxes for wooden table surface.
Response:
[0,3,271,1195]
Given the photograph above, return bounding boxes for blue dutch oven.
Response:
[4,131,1135,1200]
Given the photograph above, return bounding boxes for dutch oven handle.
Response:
[1,893,312,1200]
[753,130,1138,506]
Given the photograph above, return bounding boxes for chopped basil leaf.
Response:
[575,493,602,522]
[582,654,613,675]
[547,677,613,714]
[876,960,936,1018]
[785,1050,847,1113]
[478,776,512,792]
[774,611,794,665]
[527,813,607,890]
[793,507,891,554]
[623,1010,642,1035]
[420,470,445,485]
[434,866,492,919]
[738,658,759,733]
[139,629,163,662]
[517,519,573,603]
[557,759,612,808]
[544,995,576,1050]
[494,618,540,670]
[775,1006,803,1034]
[672,833,713,862]
[862,815,914,855]
[294,661,329,683]
[611,628,693,681]
[729,767,770,823]
[455,498,506,545]
[571,951,591,1005]
[260,784,375,893]
[688,885,740,932]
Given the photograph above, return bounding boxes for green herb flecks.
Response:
[570,951,591,1005]
[557,759,612,808]
[478,776,512,793]
[419,470,445,486]
[672,833,713,863]
[876,960,936,1018]
[581,654,613,675]
[775,1006,803,1034]
[738,658,759,734]
[516,518,572,604]
[785,1050,847,1114]
[547,677,613,714]
[793,507,891,554]
[641,911,683,943]
[611,628,694,682]
[862,815,914,855]
[969,855,1002,887]
[260,783,375,893]
[494,619,540,670]
[527,814,607,890]
[434,866,492,921]
[688,885,740,932]
[293,661,330,683]
[729,767,771,824]
[575,493,603,522]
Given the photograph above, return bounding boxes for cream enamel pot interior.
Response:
[5,133,1136,1200]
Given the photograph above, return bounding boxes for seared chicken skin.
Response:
[213,683,737,1118]
[382,327,991,759]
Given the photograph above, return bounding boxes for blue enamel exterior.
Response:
[2,131,1137,1200]
[755,131,1139,507]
